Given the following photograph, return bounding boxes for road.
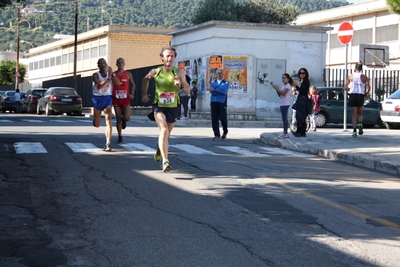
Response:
[1,114,399,267]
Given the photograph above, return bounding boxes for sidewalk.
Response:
[260,128,400,176]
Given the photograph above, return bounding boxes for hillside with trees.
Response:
[0,0,348,52]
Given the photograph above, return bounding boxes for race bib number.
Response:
[159,92,175,104]
[115,90,127,99]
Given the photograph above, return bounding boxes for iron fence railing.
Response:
[324,68,400,102]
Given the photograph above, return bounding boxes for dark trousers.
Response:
[190,97,197,111]
[179,95,189,117]
[211,102,228,137]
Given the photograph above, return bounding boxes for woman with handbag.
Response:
[293,68,310,137]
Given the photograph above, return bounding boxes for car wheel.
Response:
[316,112,327,127]
[45,104,53,115]
[37,104,42,115]
[378,117,385,129]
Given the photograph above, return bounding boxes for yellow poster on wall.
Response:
[223,56,247,93]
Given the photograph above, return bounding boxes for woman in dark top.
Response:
[293,68,310,137]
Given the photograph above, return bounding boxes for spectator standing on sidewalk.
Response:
[92,58,118,152]
[190,81,198,112]
[141,46,190,172]
[206,68,230,140]
[308,86,320,132]
[112,58,136,144]
[14,89,21,113]
[292,68,310,137]
[178,75,190,120]
[344,62,370,137]
[272,73,294,139]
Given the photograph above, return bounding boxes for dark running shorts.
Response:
[92,95,112,110]
[348,94,365,108]
[153,105,179,123]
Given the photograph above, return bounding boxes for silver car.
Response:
[380,89,400,129]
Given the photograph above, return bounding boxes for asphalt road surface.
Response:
[1,114,399,267]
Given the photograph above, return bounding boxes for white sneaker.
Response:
[278,133,289,139]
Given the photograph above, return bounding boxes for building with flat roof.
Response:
[294,0,399,70]
[26,25,174,86]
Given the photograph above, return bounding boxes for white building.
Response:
[295,0,399,70]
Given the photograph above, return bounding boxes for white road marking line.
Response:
[14,142,47,154]
[119,143,155,154]
[50,120,73,123]
[22,120,45,123]
[65,143,101,153]
[217,146,268,157]
[77,120,92,123]
[0,120,12,122]
[171,144,215,155]
[259,147,314,158]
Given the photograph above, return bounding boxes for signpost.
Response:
[337,21,354,130]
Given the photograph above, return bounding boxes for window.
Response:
[39,60,44,69]
[99,45,107,56]
[50,57,55,67]
[83,49,90,60]
[62,54,68,64]
[352,28,372,46]
[77,51,82,61]
[69,53,74,63]
[330,34,342,49]
[34,61,38,70]
[45,58,49,68]
[91,47,98,58]
[29,62,33,70]
[376,24,398,43]
[56,56,61,65]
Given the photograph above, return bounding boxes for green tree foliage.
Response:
[0,0,347,52]
[0,59,26,85]
[0,0,26,9]
[386,0,400,14]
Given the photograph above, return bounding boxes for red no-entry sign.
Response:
[337,21,354,45]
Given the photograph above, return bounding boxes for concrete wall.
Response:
[170,21,330,119]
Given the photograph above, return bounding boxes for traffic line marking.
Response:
[119,143,155,154]
[65,143,101,153]
[14,142,47,154]
[259,147,314,158]
[22,119,45,123]
[217,146,268,157]
[171,144,215,155]
[264,177,400,231]
[0,120,12,123]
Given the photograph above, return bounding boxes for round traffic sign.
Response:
[337,21,354,45]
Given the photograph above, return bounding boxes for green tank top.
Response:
[153,66,180,108]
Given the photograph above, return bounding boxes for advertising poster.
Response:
[190,57,206,95]
[178,60,191,76]
[223,56,247,94]
[206,55,223,86]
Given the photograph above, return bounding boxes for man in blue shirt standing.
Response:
[207,68,229,140]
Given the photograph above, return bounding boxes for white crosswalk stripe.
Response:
[65,143,102,153]
[119,143,155,154]
[0,120,12,123]
[14,142,47,154]
[171,144,215,155]
[259,147,314,158]
[217,146,269,157]
[50,120,73,123]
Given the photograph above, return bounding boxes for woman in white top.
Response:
[272,73,294,139]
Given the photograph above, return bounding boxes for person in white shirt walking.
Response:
[14,89,21,113]
[344,62,371,137]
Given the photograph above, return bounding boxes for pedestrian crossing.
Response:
[12,142,314,158]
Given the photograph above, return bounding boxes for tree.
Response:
[0,60,26,85]
[386,0,400,14]
[190,0,299,25]
[0,0,26,9]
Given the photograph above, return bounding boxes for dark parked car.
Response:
[37,87,82,116]
[21,88,48,113]
[315,87,384,128]
[0,90,18,113]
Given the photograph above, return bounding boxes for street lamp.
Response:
[21,40,34,48]
[101,9,112,25]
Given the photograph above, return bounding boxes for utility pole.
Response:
[15,7,21,91]
[73,0,78,90]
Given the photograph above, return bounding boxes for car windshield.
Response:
[388,90,400,99]
[33,90,47,96]
[53,89,77,95]
[6,91,15,96]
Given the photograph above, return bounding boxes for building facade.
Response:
[26,25,174,86]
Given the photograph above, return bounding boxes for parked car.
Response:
[37,87,82,116]
[315,87,384,128]
[380,89,400,129]
[21,88,48,113]
[0,91,18,113]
